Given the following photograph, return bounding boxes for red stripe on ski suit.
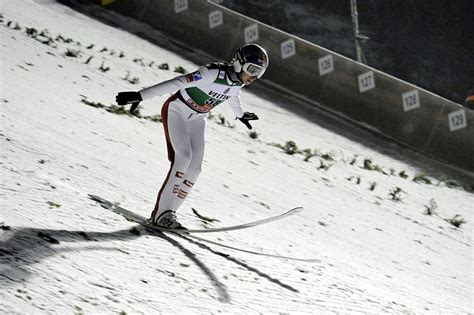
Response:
[151,93,179,220]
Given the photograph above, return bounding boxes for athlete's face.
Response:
[240,72,257,85]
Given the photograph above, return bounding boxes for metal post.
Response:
[351,0,369,64]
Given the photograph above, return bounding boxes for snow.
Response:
[1,0,472,313]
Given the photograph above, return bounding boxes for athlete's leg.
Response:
[151,99,192,222]
[174,118,205,211]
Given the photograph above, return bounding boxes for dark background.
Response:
[221,0,473,104]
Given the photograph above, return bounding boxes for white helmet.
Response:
[232,44,269,79]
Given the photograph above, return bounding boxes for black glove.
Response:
[116,91,142,114]
[116,91,142,105]
[237,112,259,130]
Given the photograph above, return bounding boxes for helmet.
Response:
[232,44,269,79]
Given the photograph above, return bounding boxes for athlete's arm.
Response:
[139,66,213,100]
[227,91,244,118]
[227,92,259,129]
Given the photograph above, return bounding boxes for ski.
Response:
[88,194,303,234]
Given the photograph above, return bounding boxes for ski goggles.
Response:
[242,63,267,78]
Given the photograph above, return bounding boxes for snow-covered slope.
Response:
[1,1,472,313]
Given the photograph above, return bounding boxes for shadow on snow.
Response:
[0,224,298,304]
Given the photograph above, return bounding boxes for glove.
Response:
[237,112,259,130]
[116,91,142,105]
[116,91,142,114]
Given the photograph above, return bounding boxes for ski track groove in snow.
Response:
[1,0,472,313]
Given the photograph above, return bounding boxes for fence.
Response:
[101,0,474,172]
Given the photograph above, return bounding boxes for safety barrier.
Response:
[102,0,473,172]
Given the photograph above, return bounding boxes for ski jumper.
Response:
[139,63,244,221]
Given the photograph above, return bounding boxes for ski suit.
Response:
[139,63,245,220]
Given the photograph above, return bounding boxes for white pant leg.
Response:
[174,118,205,210]
[152,99,193,221]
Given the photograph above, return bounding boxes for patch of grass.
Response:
[192,208,220,225]
[84,56,93,64]
[128,77,139,84]
[346,176,361,184]
[444,179,461,188]
[273,141,299,155]
[444,180,460,188]
[301,148,317,162]
[363,158,387,174]
[423,198,437,215]
[206,111,215,121]
[369,181,377,191]
[216,114,234,128]
[318,159,332,171]
[248,130,259,139]
[144,114,162,123]
[270,141,333,164]
[99,59,110,72]
[46,201,61,208]
[158,63,169,70]
[258,201,271,209]
[6,21,20,29]
[437,175,460,188]
[55,34,73,43]
[123,71,140,84]
[81,97,141,117]
[80,97,105,108]
[25,27,38,38]
[445,215,467,228]
[388,187,404,202]
[23,27,56,47]
[320,152,335,161]
[106,105,136,116]
[65,48,81,58]
[413,172,432,184]
[216,115,226,125]
[174,66,187,74]
[399,170,409,179]
[133,58,145,66]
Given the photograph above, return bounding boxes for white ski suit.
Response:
[139,63,245,221]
